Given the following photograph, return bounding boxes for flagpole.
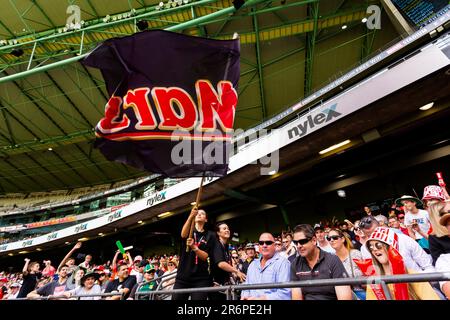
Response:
[186,32,238,252]
[186,173,206,252]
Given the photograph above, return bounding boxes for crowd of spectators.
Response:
[0,183,449,301]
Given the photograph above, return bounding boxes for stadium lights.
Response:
[138,220,143,224]
[36,248,42,251]
[158,211,173,218]
[337,190,346,198]
[190,202,196,206]
[65,241,70,245]
[19,250,29,254]
[362,17,368,23]
[419,102,434,111]
[268,170,277,175]
[319,140,351,155]
[48,147,53,151]
[77,237,88,241]
[8,253,13,256]
[341,25,347,30]
[98,233,104,236]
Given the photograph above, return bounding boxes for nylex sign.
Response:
[287,104,341,140]
[146,191,166,206]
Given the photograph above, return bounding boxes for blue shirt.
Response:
[241,253,291,300]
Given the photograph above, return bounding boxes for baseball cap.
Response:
[313,224,324,231]
[94,265,105,272]
[245,243,255,250]
[133,255,143,262]
[144,264,156,273]
[10,283,20,288]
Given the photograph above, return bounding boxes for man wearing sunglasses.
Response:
[291,224,352,300]
[241,233,291,300]
[359,215,434,272]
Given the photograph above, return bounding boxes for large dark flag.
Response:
[82,30,240,177]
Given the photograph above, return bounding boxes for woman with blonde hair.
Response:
[328,228,365,299]
[422,185,450,264]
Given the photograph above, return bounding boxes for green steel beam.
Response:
[32,0,57,28]
[252,9,267,120]
[44,71,95,128]
[25,153,71,189]
[303,1,319,95]
[0,0,236,53]
[8,0,34,33]
[86,0,101,18]
[50,149,95,185]
[1,107,15,145]
[0,0,271,84]
[3,158,48,190]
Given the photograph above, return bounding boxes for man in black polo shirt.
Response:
[291,224,353,300]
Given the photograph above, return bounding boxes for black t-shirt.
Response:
[176,229,219,282]
[429,235,450,265]
[104,275,137,300]
[17,272,41,298]
[241,258,254,275]
[211,241,231,285]
[291,249,348,300]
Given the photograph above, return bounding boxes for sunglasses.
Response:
[292,238,312,246]
[326,235,342,241]
[258,240,274,246]
[368,242,385,252]
[359,220,374,230]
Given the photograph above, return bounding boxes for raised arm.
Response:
[58,242,82,271]
[181,207,198,239]
[112,250,120,270]
[22,258,30,275]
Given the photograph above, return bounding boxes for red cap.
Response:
[94,265,105,272]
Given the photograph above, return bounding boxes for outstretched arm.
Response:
[58,242,82,271]
[181,207,198,239]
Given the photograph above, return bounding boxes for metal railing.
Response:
[135,272,450,300]
[7,292,123,300]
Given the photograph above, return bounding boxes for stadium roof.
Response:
[0,0,398,193]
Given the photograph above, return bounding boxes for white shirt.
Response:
[435,253,450,290]
[404,209,431,239]
[361,230,434,272]
[130,269,143,283]
[317,241,336,254]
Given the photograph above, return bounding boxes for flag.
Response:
[82,30,240,177]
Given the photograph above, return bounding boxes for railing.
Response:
[7,292,123,300]
[136,272,450,300]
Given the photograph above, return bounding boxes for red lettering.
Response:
[196,80,237,132]
[151,87,197,131]
[97,96,130,134]
[123,88,157,130]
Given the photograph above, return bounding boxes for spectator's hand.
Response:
[24,258,30,263]
[412,224,420,232]
[62,291,71,298]
[186,238,197,250]
[190,207,198,218]
[74,242,82,250]
[236,271,246,283]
